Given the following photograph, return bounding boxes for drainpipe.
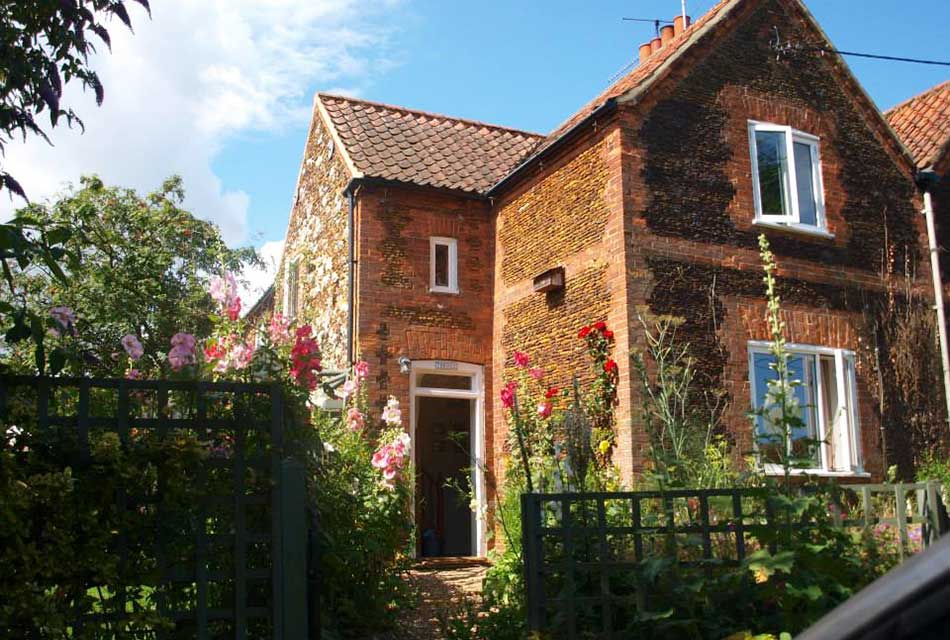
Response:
[346,184,357,366]
[918,169,950,432]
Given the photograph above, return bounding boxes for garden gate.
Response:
[521,484,950,639]
[0,376,318,639]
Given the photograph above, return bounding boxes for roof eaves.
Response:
[345,175,489,200]
[487,98,617,197]
[314,93,364,181]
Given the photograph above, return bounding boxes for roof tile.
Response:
[318,94,543,194]
[885,81,950,169]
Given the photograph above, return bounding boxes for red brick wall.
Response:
[491,125,634,483]
[619,0,929,480]
[353,183,495,450]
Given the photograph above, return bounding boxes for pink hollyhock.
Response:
[354,360,370,380]
[209,273,238,306]
[227,296,242,321]
[537,401,552,419]
[229,341,255,370]
[381,396,401,426]
[121,334,144,360]
[513,351,530,368]
[171,333,197,350]
[268,313,291,344]
[500,381,518,409]
[340,379,358,399]
[168,333,197,371]
[529,367,544,380]
[347,407,365,431]
[290,325,322,390]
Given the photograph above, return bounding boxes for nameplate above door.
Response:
[434,361,458,370]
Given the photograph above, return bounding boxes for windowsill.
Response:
[763,465,870,478]
[752,220,835,240]
[429,288,460,296]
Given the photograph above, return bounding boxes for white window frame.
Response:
[748,121,827,234]
[429,237,458,294]
[747,341,864,476]
[282,257,300,320]
[409,360,486,557]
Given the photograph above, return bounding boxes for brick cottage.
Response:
[256,0,939,556]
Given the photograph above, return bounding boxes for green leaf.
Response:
[746,549,795,578]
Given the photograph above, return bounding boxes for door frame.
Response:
[409,360,486,557]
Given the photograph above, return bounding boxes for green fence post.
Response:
[278,458,308,639]
[522,493,543,633]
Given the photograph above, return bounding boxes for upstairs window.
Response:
[749,342,862,474]
[430,237,458,294]
[283,259,299,319]
[748,121,826,232]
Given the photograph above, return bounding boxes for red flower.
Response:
[593,321,607,332]
[604,359,618,375]
[513,351,530,368]
[578,326,591,339]
[545,386,559,399]
[500,381,519,409]
[603,329,614,340]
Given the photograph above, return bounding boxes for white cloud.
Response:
[2,0,403,245]
[240,238,285,312]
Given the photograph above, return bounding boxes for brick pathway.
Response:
[392,558,489,640]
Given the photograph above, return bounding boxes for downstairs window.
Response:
[749,343,862,474]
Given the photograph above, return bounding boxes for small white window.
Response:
[748,121,826,232]
[283,259,300,319]
[429,237,458,294]
[748,342,862,475]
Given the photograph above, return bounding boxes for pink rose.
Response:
[513,351,530,368]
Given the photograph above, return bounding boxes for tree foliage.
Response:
[0,0,150,199]
[1,175,258,376]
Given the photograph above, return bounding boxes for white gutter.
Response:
[922,180,950,432]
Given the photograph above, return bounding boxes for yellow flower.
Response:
[753,568,769,584]
[598,440,611,455]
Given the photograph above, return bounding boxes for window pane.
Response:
[793,141,818,226]
[820,356,843,470]
[755,130,789,217]
[418,374,472,390]
[752,352,819,467]
[434,243,449,288]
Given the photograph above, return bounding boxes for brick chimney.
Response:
[674,14,691,36]
[638,15,692,66]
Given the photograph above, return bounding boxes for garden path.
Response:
[393,558,488,640]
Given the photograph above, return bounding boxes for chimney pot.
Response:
[638,43,653,64]
[673,15,691,36]
[650,37,662,53]
[660,24,675,44]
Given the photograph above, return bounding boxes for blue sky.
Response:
[4,0,947,298]
[224,0,949,249]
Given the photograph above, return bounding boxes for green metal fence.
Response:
[0,376,316,639]
[521,483,949,639]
